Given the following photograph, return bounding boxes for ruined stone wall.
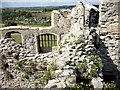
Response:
[99,0,120,84]
[0,3,99,54]
[51,9,71,31]
[0,9,72,54]
[1,1,120,88]
[99,0,119,32]
[0,27,39,54]
[0,38,58,88]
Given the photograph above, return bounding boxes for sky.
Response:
[0,0,100,8]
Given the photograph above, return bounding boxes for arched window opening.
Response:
[5,31,22,44]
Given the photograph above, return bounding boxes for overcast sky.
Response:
[0,0,100,8]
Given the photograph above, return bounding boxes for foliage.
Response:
[41,69,52,84]
[75,36,84,45]
[0,60,5,67]
[0,60,6,70]
[2,9,51,27]
[22,67,33,75]
[2,10,32,21]
[103,82,118,89]
[89,55,103,70]
[14,61,22,69]
[64,39,69,44]
[47,61,57,71]
[37,62,47,70]
[4,21,17,27]
[13,53,19,60]
[4,70,13,80]
[41,60,57,85]
[5,50,13,56]
[76,54,103,84]
[68,83,93,90]
[21,61,37,76]
[58,48,62,54]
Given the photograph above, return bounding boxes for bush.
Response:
[0,60,8,70]
[22,73,29,79]
[76,54,103,85]
[41,61,57,85]
[4,22,17,27]
[75,36,84,45]
[104,82,117,89]
[14,61,22,69]
[5,50,13,56]
[41,70,52,85]
[13,53,19,60]
[4,70,13,80]
[58,49,62,54]
[22,67,33,75]
[64,39,69,44]
[0,61,5,68]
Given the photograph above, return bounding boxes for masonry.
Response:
[99,0,120,84]
[0,20,69,54]
[0,0,120,88]
[0,5,98,54]
[0,0,119,76]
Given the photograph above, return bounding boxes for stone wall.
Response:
[45,2,103,88]
[99,0,120,85]
[0,26,39,54]
[0,26,63,54]
[99,0,120,32]
[99,0,120,69]
[1,1,120,88]
[0,38,58,88]
[0,2,99,54]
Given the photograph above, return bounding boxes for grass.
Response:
[32,11,51,17]
[18,24,50,28]
[0,23,5,28]
[11,33,22,44]
[40,11,51,17]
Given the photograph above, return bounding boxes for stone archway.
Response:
[37,34,57,53]
[5,31,22,44]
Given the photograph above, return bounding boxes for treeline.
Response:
[2,10,32,20]
[2,5,75,27]
[2,9,51,27]
[40,5,75,12]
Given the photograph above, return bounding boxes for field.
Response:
[17,24,48,28]
[11,33,22,44]
[0,23,5,28]
[32,11,51,17]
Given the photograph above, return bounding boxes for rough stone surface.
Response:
[0,0,120,89]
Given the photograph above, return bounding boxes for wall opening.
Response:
[5,31,22,44]
[89,9,99,28]
[37,34,57,53]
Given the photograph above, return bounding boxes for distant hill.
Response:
[2,5,75,10]
[2,4,98,10]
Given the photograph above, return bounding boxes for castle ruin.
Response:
[0,0,120,88]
